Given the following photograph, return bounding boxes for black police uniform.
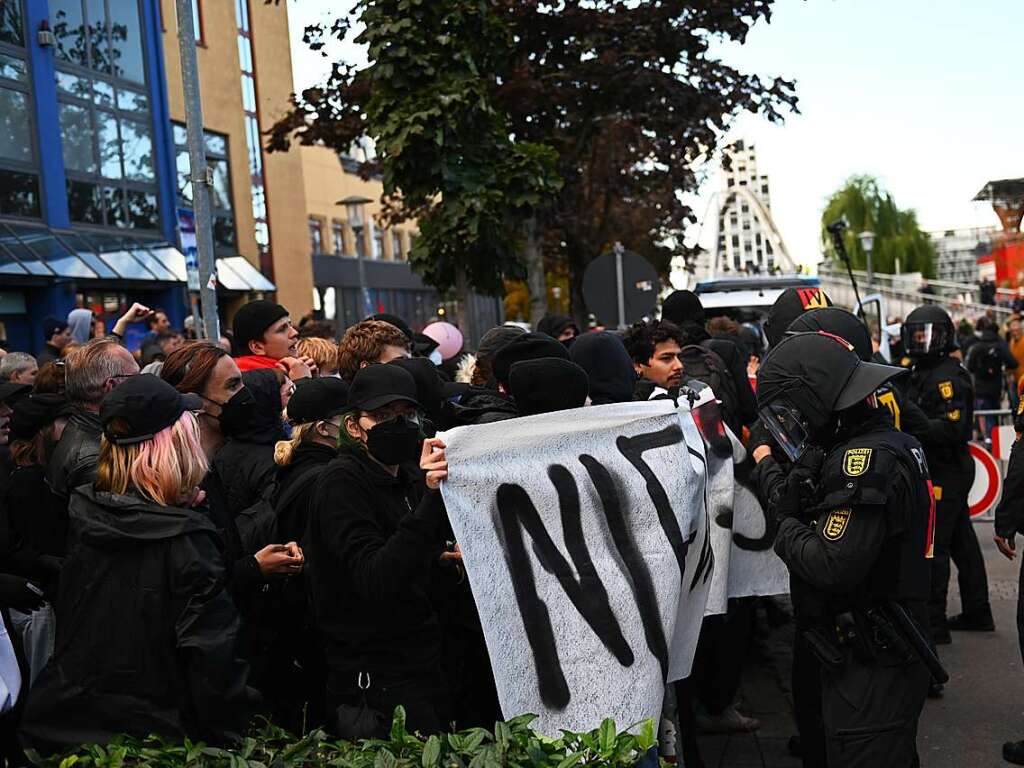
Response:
[905,355,992,633]
[774,410,933,768]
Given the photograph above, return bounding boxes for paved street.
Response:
[697,520,1023,768]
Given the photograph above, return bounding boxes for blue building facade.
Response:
[0,0,197,355]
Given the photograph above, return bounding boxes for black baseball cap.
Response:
[0,382,31,406]
[100,374,202,445]
[348,364,421,412]
[288,377,349,424]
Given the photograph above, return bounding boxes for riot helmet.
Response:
[763,286,832,349]
[786,307,873,362]
[901,305,954,358]
[756,332,903,461]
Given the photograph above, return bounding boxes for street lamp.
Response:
[858,230,876,285]
[341,195,373,318]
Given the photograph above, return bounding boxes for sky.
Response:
[286,0,1024,267]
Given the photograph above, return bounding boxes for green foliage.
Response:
[821,175,936,278]
[31,709,657,768]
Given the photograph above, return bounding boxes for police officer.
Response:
[757,332,936,768]
[902,305,993,642]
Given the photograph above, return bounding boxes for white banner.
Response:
[441,400,713,734]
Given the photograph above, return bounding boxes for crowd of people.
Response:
[0,285,1020,768]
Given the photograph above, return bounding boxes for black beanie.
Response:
[510,358,589,416]
[233,300,289,355]
[369,313,413,341]
[662,290,705,326]
[492,332,570,387]
[763,287,832,349]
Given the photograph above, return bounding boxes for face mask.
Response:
[365,415,422,465]
[212,387,256,436]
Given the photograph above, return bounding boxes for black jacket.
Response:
[905,355,974,475]
[678,322,757,428]
[307,449,446,680]
[21,486,258,752]
[995,437,1024,539]
[212,370,287,514]
[445,387,517,425]
[35,345,61,368]
[274,442,335,546]
[965,328,1018,399]
[45,409,101,504]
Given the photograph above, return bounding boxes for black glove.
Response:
[0,574,46,613]
[748,419,773,454]
[774,447,825,525]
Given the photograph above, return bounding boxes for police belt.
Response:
[802,602,948,684]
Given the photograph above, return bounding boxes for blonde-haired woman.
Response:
[22,375,259,753]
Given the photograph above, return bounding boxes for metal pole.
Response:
[356,227,372,317]
[175,0,220,342]
[866,249,874,287]
[614,242,626,329]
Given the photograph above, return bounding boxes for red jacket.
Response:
[234,355,281,372]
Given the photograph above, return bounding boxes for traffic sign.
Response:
[582,244,660,328]
[968,442,1002,518]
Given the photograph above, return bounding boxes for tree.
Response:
[270,1,798,326]
[267,0,562,334]
[821,175,936,278]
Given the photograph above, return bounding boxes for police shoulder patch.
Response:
[843,448,873,476]
[948,409,961,422]
[1017,397,1024,416]
[938,380,954,400]
[822,508,852,541]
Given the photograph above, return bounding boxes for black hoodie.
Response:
[212,369,287,514]
[569,331,634,404]
[22,486,258,752]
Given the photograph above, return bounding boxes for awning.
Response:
[217,255,276,292]
[0,222,275,292]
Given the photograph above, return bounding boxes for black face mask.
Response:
[366,415,422,465]
[212,387,256,436]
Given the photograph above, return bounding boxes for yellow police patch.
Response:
[948,409,961,422]
[822,509,852,541]
[939,381,954,400]
[900,356,912,368]
[843,448,872,477]
[1017,398,1024,416]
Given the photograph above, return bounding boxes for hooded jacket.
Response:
[444,386,518,425]
[45,409,101,505]
[211,369,287,514]
[21,486,258,752]
[569,331,634,405]
[66,309,93,345]
[306,448,446,680]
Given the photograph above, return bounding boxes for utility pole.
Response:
[174,0,220,341]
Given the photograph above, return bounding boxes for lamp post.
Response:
[342,195,373,317]
[858,230,876,286]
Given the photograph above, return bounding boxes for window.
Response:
[391,230,403,260]
[331,220,344,254]
[172,123,235,251]
[192,0,203,43]
[0,3,40,218]
[761,185,769,196]
[372,221,385,260]
[235,0,270,266]
[52,0,159,230]
[308,218,323,255]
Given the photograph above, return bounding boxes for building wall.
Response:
[715,141,778,275]
[158,0,313,317]
[930,226,995,285]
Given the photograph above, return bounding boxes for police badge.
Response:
[843,448,872,477]
[822,509,852,540]
[938,381,954,400]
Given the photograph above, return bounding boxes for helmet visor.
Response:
[758,399,811,463]
[901,322,949,356]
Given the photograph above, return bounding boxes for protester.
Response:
[0,354,37,387]
[296,337,340,378]
[460,325,525,388]
[491,332,570,395]
[337,320,412,383]
[35,320,72,367]
[45,339,139,534]
[965,316,1017,440]
[622,320,684,399]
[536,314,579,344]
[21,375,259,752]
[211,368,288,514]
[569,331,635,405]
[232,300,315,380]
[307,364,450,736]
[65,309,93,346]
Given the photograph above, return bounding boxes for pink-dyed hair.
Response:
[96,411,208,506]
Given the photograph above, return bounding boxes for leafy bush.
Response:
[33,708,656,768]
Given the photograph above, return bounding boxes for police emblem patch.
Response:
[1017,397,1024,416]
[823,509,851,540]
[948,409,961,422]
[843,448,872,476]
[938,381,954,400]
[797,288,830,309]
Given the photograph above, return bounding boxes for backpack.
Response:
[678,344,741,434]
[968,341,1002,381]
[234,463,326,554]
